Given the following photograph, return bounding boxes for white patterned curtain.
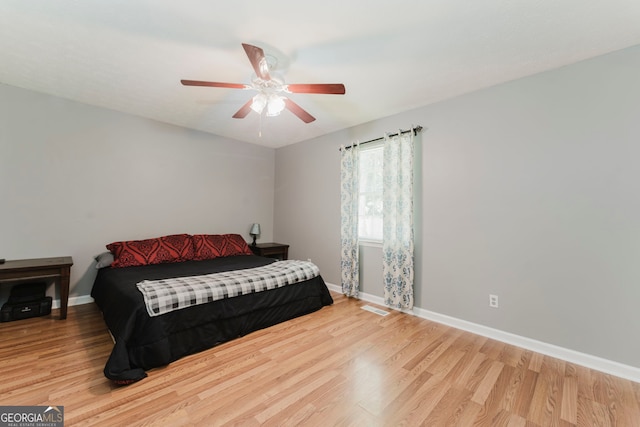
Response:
[340,144,360,298]
[382,131,414,309]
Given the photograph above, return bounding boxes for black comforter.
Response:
[91,255,333,383]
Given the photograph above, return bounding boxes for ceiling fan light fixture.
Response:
[266,95,286,117]
[250,93,267,114]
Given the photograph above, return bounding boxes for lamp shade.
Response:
[250,94,267,114]
[250,223,261,236]
[266,95,285,116]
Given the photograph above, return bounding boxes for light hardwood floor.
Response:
[1,292,639,426]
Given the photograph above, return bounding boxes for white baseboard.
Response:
[325,283,640,383]
[52,295,94,309]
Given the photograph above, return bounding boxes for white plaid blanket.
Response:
[136,260,320,317]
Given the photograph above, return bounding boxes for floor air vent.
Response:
[361,305,390,317]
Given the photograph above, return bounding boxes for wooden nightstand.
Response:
[0,256,73,320]
[250,243,289,260]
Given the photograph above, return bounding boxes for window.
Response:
[358,143,383,242]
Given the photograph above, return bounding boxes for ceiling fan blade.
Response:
[181,80,249,89]
[232,99,254,119]
[284,98,315,123]
[285,83,346,95]
[242,43,271,81]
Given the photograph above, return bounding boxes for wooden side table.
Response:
[250,243,289,260]
[0,256,73,320]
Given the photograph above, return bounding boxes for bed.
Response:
[90,233,333,384]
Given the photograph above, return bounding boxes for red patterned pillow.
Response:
[192,234,253,260]
[107,234,194,268]
[223,233,253,256]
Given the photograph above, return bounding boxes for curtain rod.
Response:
[340,125,423,151]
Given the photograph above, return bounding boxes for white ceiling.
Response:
[2,1,640,148]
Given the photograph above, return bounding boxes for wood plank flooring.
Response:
[1,292,639,426]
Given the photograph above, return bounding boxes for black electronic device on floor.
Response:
[1,281,52,322]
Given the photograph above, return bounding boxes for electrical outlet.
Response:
[489,294,499,308]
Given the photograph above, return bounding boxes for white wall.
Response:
[0,84,275,300]
[274,45,640,369]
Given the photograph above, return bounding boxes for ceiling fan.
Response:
[181,43,346,124]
